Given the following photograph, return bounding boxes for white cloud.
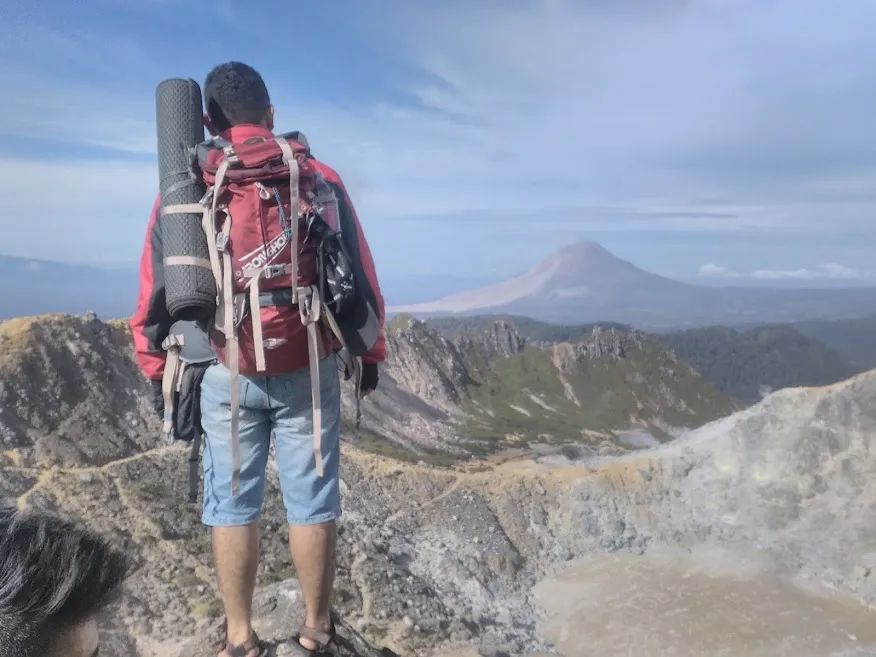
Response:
[699,262,872,281]
[698,264,741,279]
[751,264,870,281]
[1,0,876,265]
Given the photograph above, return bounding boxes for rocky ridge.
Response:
[0,314,156,468]
[5,313,876,655]
[0,313,734,471]
[366,316,736,460]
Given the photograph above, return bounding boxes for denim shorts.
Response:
[198,354,342,527]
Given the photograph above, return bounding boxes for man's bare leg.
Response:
[213,524,261,647]
[289,520,337,650]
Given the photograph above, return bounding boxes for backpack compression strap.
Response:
[275,137,300,302]
[216,210,243,496]
[298,285,325,477]
[198,157,248,495]
[160,333,186,443]
[320,304,364,431]
[158,202,215,274]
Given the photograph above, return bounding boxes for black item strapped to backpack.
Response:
[160,320,216,503]
[174,362,210,503]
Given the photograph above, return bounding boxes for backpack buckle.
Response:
[216,232,229,252]
[222,146,240,166]
[296,285,321,325]
[254,182,271,201]
[263,264,286,280]
[232,294,246,327]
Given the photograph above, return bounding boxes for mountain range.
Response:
[427,314,865,405]
[792,313,876,371]
[389,242,876,329]
[0,254,139,321]
[7,243,876,333]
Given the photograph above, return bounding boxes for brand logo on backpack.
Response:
[236,232,289,280]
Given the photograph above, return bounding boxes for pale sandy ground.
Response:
[531,548,876,657]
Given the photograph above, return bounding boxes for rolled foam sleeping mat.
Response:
[155,78,216,321]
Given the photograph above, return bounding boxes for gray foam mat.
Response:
[155,78,215,321]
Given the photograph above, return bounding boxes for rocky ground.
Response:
[4,313,876,655]
[6,368,876,655]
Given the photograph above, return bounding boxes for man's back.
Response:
[130,61,385,657]
[130,124,386,384]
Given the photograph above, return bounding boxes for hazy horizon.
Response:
[5,239,876,322]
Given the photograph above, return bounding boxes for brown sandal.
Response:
[214,618,268,657]
[290,623,339,655]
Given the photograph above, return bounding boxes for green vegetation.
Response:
[658,324,860,403]
[191,599,222,618]
[432,314,861,406]
[795,314,876,371]
[388,313,414,331]
[355,432,421,463]
[460,338,736,449]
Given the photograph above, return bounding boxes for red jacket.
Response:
[130,125,386,381]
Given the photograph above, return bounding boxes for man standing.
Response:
[131,62,386,657]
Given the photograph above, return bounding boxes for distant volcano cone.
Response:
[388,241,687,315]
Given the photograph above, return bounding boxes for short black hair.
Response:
[0,507,131,657]
[203,61,271,132]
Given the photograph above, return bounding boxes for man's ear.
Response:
[265,105,275,131]
[203,114,218,137]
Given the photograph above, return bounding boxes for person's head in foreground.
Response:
[0,506,131,657]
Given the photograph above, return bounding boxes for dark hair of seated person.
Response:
[0,506,131,657]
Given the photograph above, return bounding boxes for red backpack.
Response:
[182,132,376,495]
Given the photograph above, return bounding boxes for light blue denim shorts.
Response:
[198,354,342,527]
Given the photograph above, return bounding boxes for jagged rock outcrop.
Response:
[338,314,736,459]
[0,315,155,468]
[550,326,645,373]
[454,319,526,361]
[335,369,876,655]
[381,317,474,413]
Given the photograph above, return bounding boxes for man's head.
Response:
[203,61,274,135]
[0,507,131,657]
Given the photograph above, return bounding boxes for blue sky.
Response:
[1,0,875,294]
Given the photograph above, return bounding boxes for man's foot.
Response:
[291,624,338,655]
[216,627,266,657]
